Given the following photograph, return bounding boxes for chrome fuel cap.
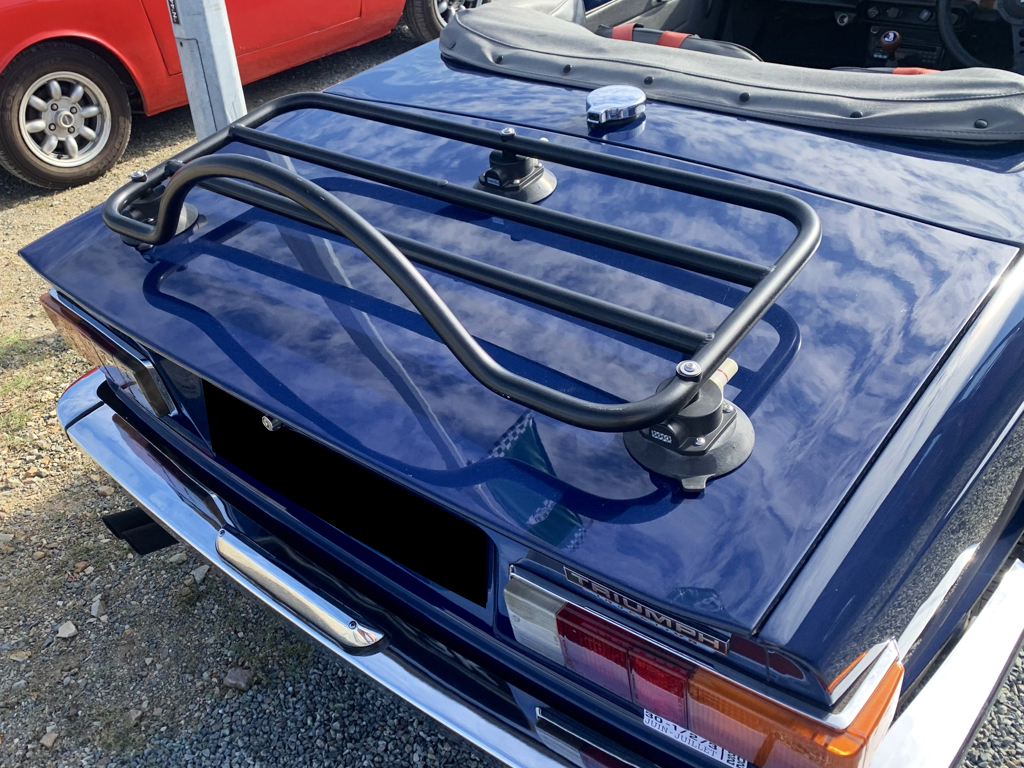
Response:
[586,85,646,128]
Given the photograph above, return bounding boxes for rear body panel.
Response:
[54,353,1024,768]
[21,53,1023,689]
[333,45,1024,243]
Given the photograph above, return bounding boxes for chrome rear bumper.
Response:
[872,559,1024,768]
[59,370,1024,768]
[61,371,569,768]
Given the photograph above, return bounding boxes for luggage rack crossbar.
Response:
[101,91,821,433]
[228,124,769,287]
[201,177,711,354]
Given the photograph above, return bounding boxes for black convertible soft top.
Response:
[440,0,1024,142]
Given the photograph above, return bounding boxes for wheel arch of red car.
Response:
[16,35,148,109]
[0,24,173,116]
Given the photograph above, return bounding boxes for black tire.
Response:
[0,42,131,189]
[403,0,488,44]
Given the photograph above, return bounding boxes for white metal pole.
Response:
[166,0,247,139]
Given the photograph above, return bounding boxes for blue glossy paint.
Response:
[92,376,713,768]
[22,82,1019,661]
[761,254,1024,684]
[333,45,1024,243]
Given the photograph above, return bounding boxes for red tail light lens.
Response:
[506,573,903,768]
[557,605,693,725]
[630,647,690,726]
[558,605,633,700]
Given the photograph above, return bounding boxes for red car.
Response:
[0,0,474,189]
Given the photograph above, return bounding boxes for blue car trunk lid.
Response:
[335,45,1024,245]
[20,92,1021,637]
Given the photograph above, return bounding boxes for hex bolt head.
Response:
[129,170,148,183]
[261,415,283,432]
[48,124,56,132]
[70,106,77,115]
[693,437,706,447]
[50,103,58,111]
[676,360,703,379]
[68,127,75,134]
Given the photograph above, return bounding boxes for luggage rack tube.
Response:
[102,92,821,433]
[200,177,712,354]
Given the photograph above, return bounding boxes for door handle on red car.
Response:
[216,528,386,654]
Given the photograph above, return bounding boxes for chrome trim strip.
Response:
[536,709,655,768]
[872,559,1024,768]
[896,544,978,660]
[56,368,105,428]
[59,370,571,768]
[215,529,384,651]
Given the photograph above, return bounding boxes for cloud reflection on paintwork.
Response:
[195,106,1019,624]
[22,76,1022,628]
[330,45,1024,241]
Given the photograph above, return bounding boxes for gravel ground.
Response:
[966,650,1024,768]
[1,25,497,768]
[1,22,1023,768]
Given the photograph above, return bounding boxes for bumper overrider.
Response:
[57,366,1024,768]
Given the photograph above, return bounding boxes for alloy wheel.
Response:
[18,71,112,169]
[431,0,488,28]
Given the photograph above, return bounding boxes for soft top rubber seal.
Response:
[440,1,1024,142]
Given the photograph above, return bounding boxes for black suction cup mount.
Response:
[475,143,556,204]
[624,361,754,491]
[119,166,200,254]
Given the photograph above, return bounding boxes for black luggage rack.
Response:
[102,91,821,437]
